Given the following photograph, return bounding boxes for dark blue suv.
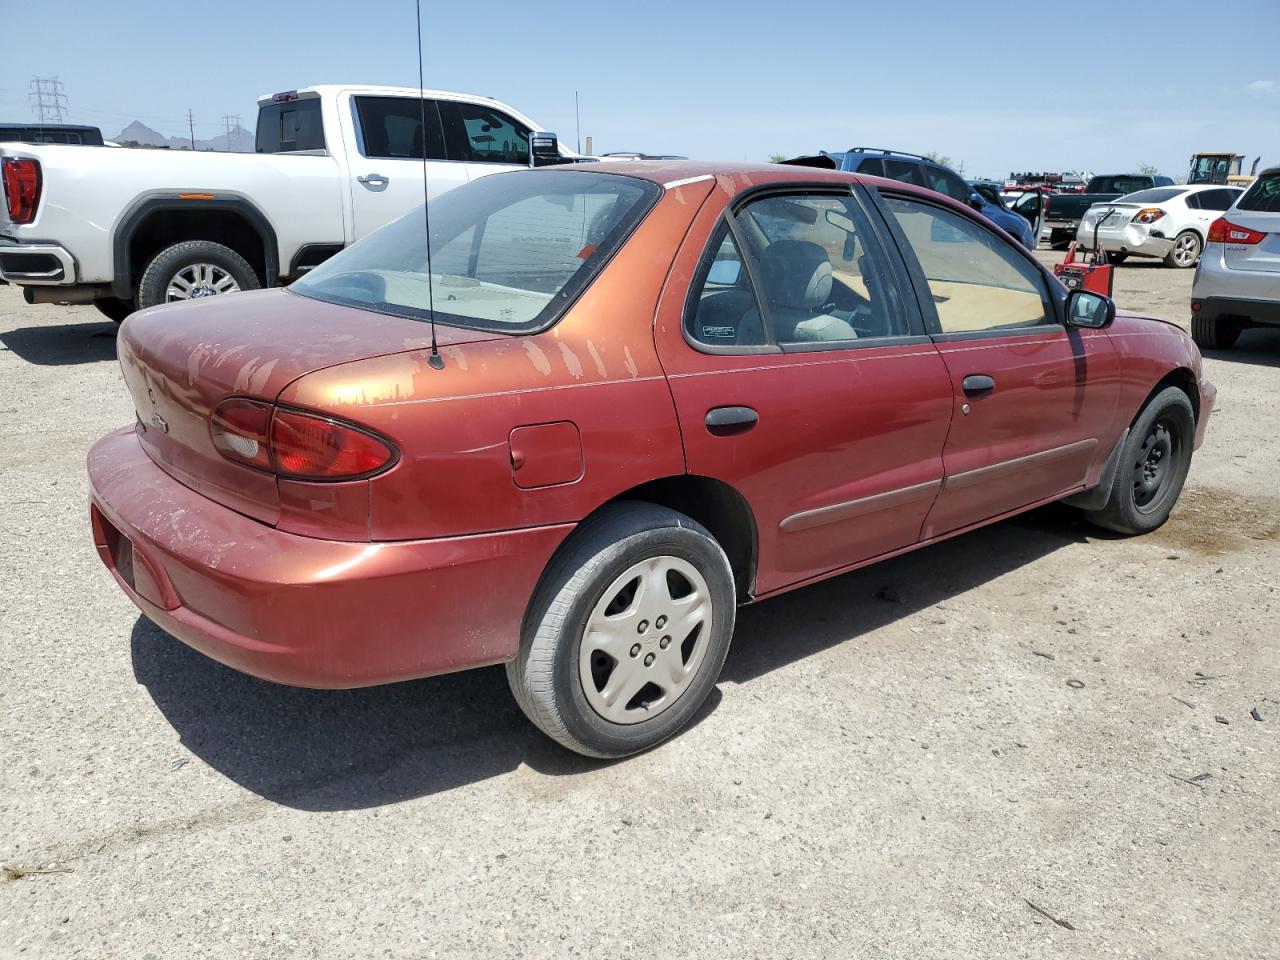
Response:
[782,148,1038,250]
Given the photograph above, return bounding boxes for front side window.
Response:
[1238,173,1280,213]
[354,96,446,160]
[922,166,972,203]
[686,192,909,350]
[440,102,530,164]
[883,195,1052,335]
[292,170,658,332]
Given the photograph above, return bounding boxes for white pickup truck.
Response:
[0,84,574,320]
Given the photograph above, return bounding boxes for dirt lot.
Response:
[1,259,1277,960]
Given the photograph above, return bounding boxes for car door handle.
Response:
[962,375,996,394]
[705,406,758,436]
[357,173,389,186]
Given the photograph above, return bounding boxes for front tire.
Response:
[136,240,260,309]
[1164,230,1202,268]
[507,502,736,758]
[93,297,134,323]
[1083,386,1195,535]
[1191,314,1242,350]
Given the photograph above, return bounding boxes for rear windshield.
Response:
[256,99,325,153]
[0,125,103,145]
[1116,187,1186,204]
[1238,173,1280,213]
[1089,176,1151,194]
[291,170,660,333]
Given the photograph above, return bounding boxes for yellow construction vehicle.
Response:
[1188,152,1261,187]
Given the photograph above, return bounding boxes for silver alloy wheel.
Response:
[165,263,241,301]
[1173,232,1201,267]
[578,555,713,725]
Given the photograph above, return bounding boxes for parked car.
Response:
[782,148,1037,249]
[970,179,1045,247]
[0,123,104,146]
[1043,173,1175,248]
[88,161,1214,758]
[0,84,578,321]
[1074,184,1244,268]
[1190,166,1280,349]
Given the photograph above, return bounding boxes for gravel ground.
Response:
[1,259,1277,959]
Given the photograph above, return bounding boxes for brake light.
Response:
[271,409,396,480]
[1207,217,1266,245]
[1131,207,1165,224]
[1,157,41,224]
[210,399,397,480]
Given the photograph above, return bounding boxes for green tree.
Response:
[924,151,953,167]
[1137,162,1160,176]
[768,153,788,164]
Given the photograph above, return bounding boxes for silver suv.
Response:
[1190,167,1280,350]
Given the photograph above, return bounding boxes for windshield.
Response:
[1238,173,1280,213]
[1089,176,1151,194]
[292,170,660,332]
[1116,187,1186,204]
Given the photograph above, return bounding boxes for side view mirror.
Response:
[1066,289,1115,329]
[968,193,985,211]
[528,131,560,167]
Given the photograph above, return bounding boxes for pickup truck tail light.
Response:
[210,399,398,480]
[1,157,41,224]
[1207,217,1265,245]
[1131,207,1165,225]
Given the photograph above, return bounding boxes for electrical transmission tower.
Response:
[29,77,68,124]
[221,114,243,150]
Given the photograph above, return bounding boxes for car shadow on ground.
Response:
[132,506,1090,812]
[0,320,118,365]
[1200,326,1280,367]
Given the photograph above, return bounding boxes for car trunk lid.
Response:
[1220,210,1280,273]
[118,288,504,524]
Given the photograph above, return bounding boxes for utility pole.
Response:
[574,91,581,154]
[187,109,196,150]
[29,77,68,123]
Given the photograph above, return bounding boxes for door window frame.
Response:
[680,183,930,357]
[349,95,448,162]
[867,188,1066,342]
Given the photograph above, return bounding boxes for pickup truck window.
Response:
[1087,176,1153,195]
[291,170,659,333]
[439,102,530,164]
[256,99,325,153]
[354,96,447,160]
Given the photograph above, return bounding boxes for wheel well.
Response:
[124,208,269,296]
[1145,367,1199,423]
[608,475,757,601]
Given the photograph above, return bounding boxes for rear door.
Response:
[654,184,953,596]
[347,95,468,239]
[873,190,1121,538]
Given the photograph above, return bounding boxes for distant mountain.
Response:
[113,120,254,153]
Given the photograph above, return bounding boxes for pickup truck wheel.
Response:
[1191,315,1242,350]
[1164,230,1201,268]
[137,241,260,309]
[506,502,736,758]
[93,298,134,323]
[1082,386,1194,536]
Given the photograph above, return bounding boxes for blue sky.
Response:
[5,0,1278,179]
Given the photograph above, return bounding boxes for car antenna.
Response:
[415,0,445,370]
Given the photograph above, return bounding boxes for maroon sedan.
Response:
[89,162,1215,757]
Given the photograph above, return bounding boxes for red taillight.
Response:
[211,399,396,480]
[1,157,42,224]
[210,398,273,470]
[270,408,396,480]
[1207,217,1266,245]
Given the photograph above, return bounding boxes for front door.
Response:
[347,95,469,240]
[874,191,1121,538]
[655,186,953,597]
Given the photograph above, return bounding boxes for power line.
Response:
[29,76,68,124]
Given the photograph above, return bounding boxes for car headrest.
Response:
[757,240,832,310]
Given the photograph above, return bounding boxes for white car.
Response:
[0,85,579,320]
[1074,184,1244,268]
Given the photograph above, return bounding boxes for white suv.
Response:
[1190,167,1280,350]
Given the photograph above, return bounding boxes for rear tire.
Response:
[1105,252,1128,265]
[93,297,133,323]
[1191,314,1242,351]
[1083,386,1195,535]
[1164,230,1201,268]
[507,502,736,758]
[136,240,260,309]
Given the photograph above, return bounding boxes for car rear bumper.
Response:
[1192,295,1280,327]
[0,235,76,284]
[88,427,573,688]
[1074,223,1176,259]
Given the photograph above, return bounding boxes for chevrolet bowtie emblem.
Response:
[150,413,169,433]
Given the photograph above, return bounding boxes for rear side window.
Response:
[256,99,326,153]
[883,159,925,187]
[439,102,530,164]
[883,195,1051,335]
[855,157,885,177]
[1198,188,1240,211]
[354,96,446,160]
[1238,174,1280,213]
